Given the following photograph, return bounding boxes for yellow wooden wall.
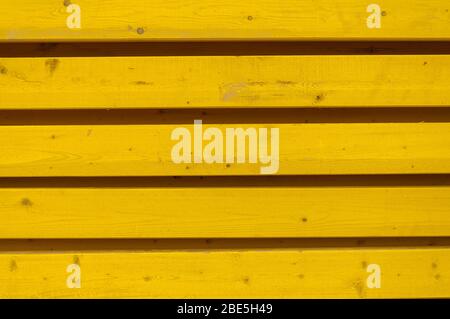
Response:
[0,0,449,298]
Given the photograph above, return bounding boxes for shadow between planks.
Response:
[1,42,450,57]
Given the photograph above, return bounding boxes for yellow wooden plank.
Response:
[1,186,450,238]
[0,0,449,41]
[1,55,450,108]
[1,248,449,298]
[0,123,449,176]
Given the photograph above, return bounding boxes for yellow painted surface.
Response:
[0,1,450,41]
[0,2,449,299]
[0,123,449,176]
[0,55,449,108]
[0,249,449,298]
[1,186,450,238]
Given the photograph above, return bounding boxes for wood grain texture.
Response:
[1,186,449,238]
[0,55,449,108]
[0,0,449,41]
[1,0,449,301]
[1,249,449,298]
[0,123,449,176]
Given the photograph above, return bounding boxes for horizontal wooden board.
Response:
[1,186,450,238]
[0,123,449,176]
[1,248,449,298]
[0,1,449,41]
[0,55,450,108]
